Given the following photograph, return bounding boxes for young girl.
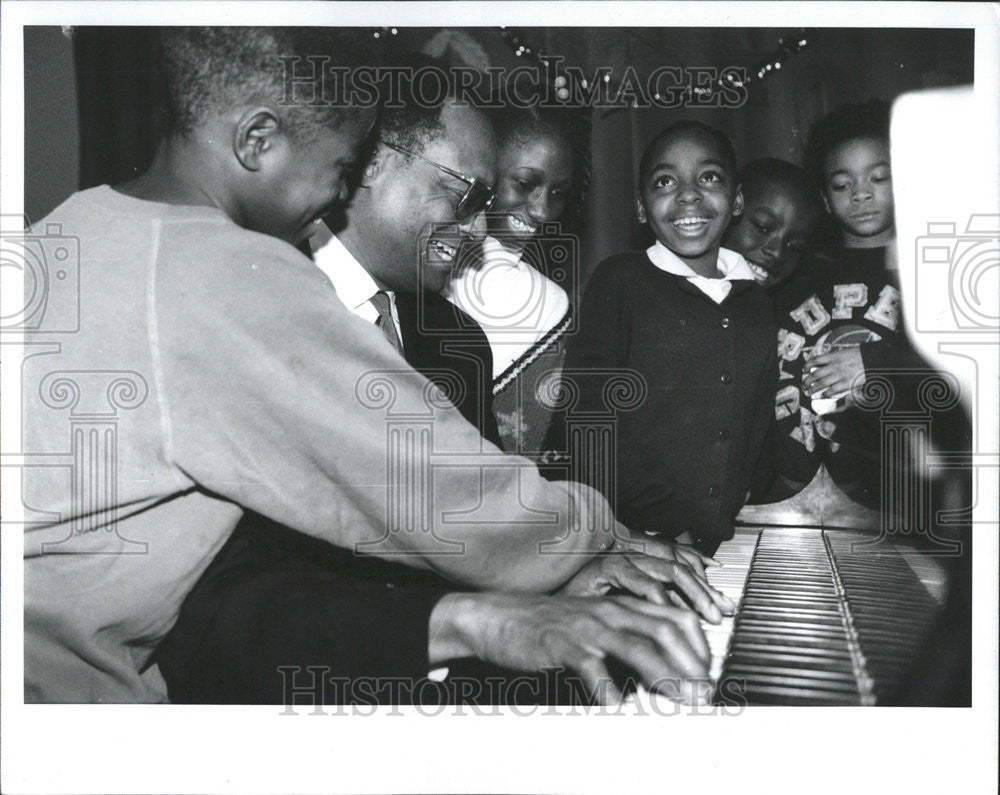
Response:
[445,106,583,455]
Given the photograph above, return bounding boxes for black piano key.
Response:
[722,664,861,688]
[731,644,853,661]
[726,652,857,675]
[732,683,862,706]
[730,632,852,651]
[737,609,846,626]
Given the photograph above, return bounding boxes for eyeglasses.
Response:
[379,139,496,222]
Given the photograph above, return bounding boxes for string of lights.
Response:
[365,27,816,101]
[743,29,816,87]
[498,27,817,96]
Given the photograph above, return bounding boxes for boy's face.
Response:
[637,131,742,276]
[723,180,817,290]
[248,111,376,247]
[822,136,895,248]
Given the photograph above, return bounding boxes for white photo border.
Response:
[2,3,998,794]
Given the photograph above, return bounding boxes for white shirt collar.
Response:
[645,240,756,304]
[310,224,402,345]
[312,229,383,320]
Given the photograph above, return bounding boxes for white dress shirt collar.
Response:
[645,240,756,304]
[311,225,402,344]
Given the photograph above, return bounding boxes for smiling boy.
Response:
[723,158,821,291]
[550,122,777,554]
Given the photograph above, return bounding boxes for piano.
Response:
[698,468,970,707]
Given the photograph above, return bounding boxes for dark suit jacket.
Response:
[395,290,501,448]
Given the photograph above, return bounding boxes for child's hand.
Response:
[803,347,866,400]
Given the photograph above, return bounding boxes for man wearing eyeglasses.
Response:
[306,102,502,444]
[153,63,731,706]
[308,109,498,338]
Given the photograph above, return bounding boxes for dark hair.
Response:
[739,158,820,215]
[376,53,474,153]
[638,121,738,188]
[488,103,590,230]
[492,106,574,162]
[803,98,891,190]
[156,27,376,140]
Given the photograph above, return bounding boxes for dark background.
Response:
[25,25,974,283]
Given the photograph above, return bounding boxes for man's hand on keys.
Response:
[429,592,712,705]
[558,551,735,623]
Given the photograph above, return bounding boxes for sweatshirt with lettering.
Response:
[768,245,924,495]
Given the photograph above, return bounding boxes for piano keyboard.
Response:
[702,527,759,681]
[703,525,948,706]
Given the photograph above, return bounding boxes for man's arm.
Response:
[157,515,718,705]
[155,229,614,593]
[160,573,712,706]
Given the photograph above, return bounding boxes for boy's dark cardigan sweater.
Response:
[543,251,776,553]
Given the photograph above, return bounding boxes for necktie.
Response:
[370,290,402,353]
